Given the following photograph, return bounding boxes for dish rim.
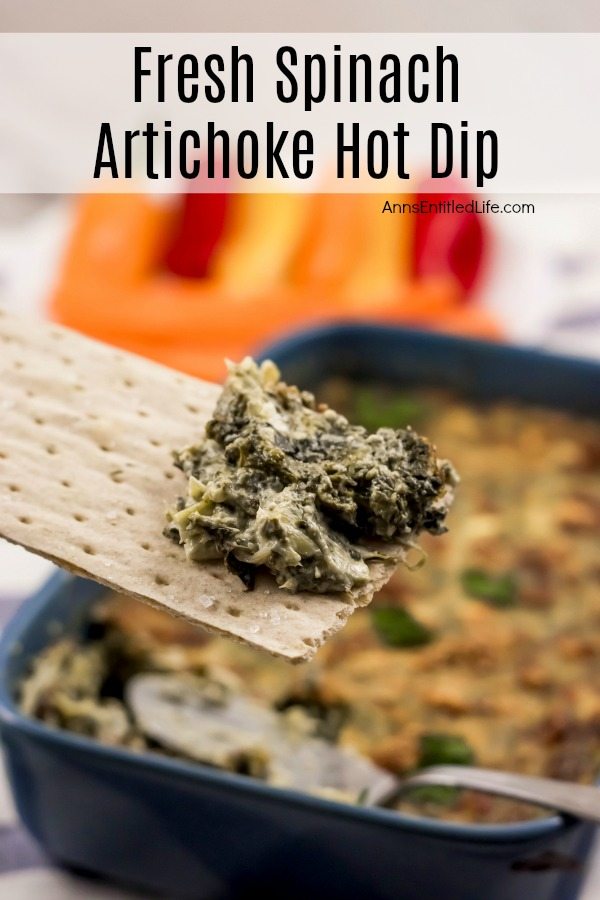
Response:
[257,320,600,382]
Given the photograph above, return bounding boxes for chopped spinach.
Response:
[166,359,457,594]
[371,607,434,647]
[419,733,475,768]
[461,568,517,608]
[405,731,474,807]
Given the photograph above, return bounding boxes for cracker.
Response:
[0,311,400,662]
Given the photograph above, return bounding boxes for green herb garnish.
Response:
[371,607,433,648]
[460,568,517,608]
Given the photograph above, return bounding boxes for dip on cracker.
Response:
[166,358,457,594]
[0,312,455,660]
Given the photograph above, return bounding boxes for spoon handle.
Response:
[398,766,600,824]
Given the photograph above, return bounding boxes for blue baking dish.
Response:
[0,325,599,900]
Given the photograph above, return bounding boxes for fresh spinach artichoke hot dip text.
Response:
[165,359,457,593]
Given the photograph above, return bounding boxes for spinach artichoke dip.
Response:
[165,359,457,593]
[19,383,600,824]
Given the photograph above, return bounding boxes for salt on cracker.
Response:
[0,311,400,662]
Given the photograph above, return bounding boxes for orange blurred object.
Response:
[51,193,499,382]
[58,193,174,286]
[289,194,365,288]
[210,193,311,297]
[339,194,412,308]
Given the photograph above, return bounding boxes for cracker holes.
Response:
[34,416,45,426]
[149,439,162,448]
[0,450,6,460]
[141,542,151,551]
[99,444,113,453]
[61,356,74,366]
[45,445,58,455]
[73,513,87,523]
[13,361,23,371]
[302,637,317,648]
[125,507,136,517]
[82,544,96,556]
[285,602,300,611]
[61,479,72,488]
[18,515,31,525]
[122,378,135,389]
[8,484,20,493]
[110,470,125,483]
[26,390,35,398]
[86,412,99,421]
[227,606,241,617]
[154,574,170,586]
[50,330,64,341]
[185,404,200,415]
[137,409,149,419]
[163,470,175,480]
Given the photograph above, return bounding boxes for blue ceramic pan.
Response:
[0,325,598,900]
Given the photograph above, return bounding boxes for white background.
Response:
[0,33,599,193]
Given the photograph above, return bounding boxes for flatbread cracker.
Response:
[0,310,400,662]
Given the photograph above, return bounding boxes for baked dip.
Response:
[165,359,457,594]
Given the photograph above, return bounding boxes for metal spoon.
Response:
[381,765,600,825]
[127,672,397,803]
[126,673,600,823]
